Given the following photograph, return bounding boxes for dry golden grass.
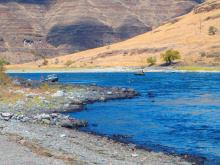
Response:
[0,85,46,103]
[6,0,220,69]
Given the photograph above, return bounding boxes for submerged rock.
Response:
[147,92,155,97]
[113,134,133,139]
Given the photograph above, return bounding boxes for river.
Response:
[9,72,220,164]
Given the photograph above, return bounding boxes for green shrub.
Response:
[0,58,11,85]
[64,60,73,66]
[42,59,48,66]
[0,73,11,85]
[200,52,206,57]
[0,58,7,72]
[18,112,23,116]
[161,49,181,65]
[41,83,49,91]
[31,50,46,59]
[208,26,216,35]
[147,57,157,65]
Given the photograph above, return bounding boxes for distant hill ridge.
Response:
[0,0,204,64]
[7,0,220,68]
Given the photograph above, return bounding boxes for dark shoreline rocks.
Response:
[79,127,206,165]
[0,112,89,128]
[113,134,134,139]
[1,75,140,127]
[8,76,140,115]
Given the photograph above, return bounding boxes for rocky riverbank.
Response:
[1,75,140,115]
[0,76,197,164]
[0,116,194,165]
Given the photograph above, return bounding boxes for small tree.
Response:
[147,57,156,66]
[0,58,11,85]
[0,58,6,73]
[42,59,48,66]
[209,26,216,35]
[161,49,181,65]
[64,60,73,66]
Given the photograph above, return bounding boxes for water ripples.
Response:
[9,72,220,164]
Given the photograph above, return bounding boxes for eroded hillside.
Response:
[8,0,220,68]
[0,0,203,64]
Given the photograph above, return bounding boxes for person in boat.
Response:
[41,76,44,81]
[141,70,144,73]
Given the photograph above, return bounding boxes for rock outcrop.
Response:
[0,0,205,64]
[194,0,220,13]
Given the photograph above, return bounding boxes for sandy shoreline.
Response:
[5,66,220,74]
[5,66,171,73]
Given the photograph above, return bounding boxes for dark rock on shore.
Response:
[8,75,140,115]
[113,134,134,139]
[60,119,73,128]
[0,112,88,129]
[11,75,26,85]
[1,75,140,130]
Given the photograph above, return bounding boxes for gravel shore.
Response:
[0,119,193,165]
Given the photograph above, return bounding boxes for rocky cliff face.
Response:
[0,0,205,64]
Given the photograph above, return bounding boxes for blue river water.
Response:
[8,72,220,164]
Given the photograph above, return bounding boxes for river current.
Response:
[9,72,220,164]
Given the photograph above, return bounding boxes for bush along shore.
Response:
[0,76,203,164]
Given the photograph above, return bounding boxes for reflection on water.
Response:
[8,72,220,164]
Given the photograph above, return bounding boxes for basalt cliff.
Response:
[0,0,205,64]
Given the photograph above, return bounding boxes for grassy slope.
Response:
[6,0,220,69]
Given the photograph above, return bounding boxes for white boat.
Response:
[44,74,58,82]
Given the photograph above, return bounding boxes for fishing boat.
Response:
[134,71,145,76]
[44,74,58,82]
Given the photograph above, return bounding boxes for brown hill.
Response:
[8,0,220,69]
[0,0,203,64]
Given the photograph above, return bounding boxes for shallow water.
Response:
[9,72,220,164]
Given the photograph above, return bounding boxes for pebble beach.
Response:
[0,118,192,165]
